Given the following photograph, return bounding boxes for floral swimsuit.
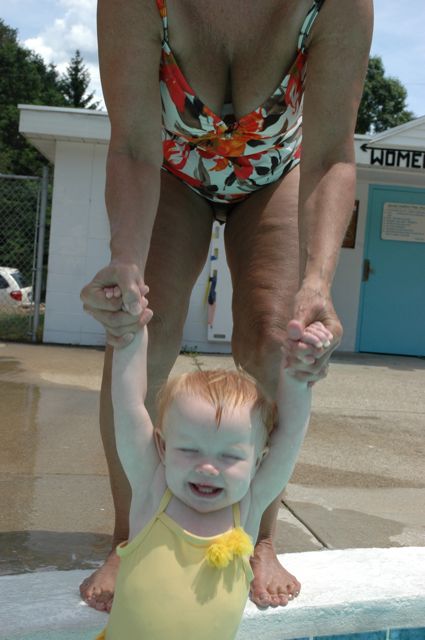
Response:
[157,0,325,206]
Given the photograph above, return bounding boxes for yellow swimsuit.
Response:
[95,488,254,640]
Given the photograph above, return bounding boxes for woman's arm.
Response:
[299,0,373,286]
[111,325,160,493]
[286,0,373,378]
[80,0,163,346]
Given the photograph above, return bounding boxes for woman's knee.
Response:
[232,317,286,399]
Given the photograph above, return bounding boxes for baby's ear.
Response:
[154,428,166,462]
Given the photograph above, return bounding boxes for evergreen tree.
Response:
[356,56,415,134]
[59,50,100,109]
[0,19,66,175]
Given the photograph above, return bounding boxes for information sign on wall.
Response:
[381,202,425,243]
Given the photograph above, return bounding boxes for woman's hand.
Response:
[80,260,153,348]
[284,284,342,385]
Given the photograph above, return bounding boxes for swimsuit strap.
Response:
[155,0,169,43]
[298,0,326,52]
[157,486,174,514]
[158,487,241,529]
[232,502,241,528]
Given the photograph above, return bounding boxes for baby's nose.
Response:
[196,461,219,476]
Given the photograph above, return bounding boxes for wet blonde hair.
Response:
[156,368,277,438]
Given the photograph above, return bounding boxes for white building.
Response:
[19,105,425,356]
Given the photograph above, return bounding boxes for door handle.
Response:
[362,259,374,282]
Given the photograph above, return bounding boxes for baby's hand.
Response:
[281,321,333,386]
[298,321,333,362]
[103,285,153,327]
[104,285,122,301]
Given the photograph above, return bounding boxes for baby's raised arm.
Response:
[111,321,160,493]
[250,322,331,517]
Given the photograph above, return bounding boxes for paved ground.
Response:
[1,341,424,575]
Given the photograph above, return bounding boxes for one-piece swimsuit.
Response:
[95,487,254,640]
[157,0,325,206]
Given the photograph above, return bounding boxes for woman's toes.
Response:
[288,583,301,598]
[268,592,285,607]
[250,590,271,607]
[269,594,280,607]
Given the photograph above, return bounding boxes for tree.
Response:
[356,56,415,134]
[0,19,68,299]
[0,19,66,175]
[59,50,100,109]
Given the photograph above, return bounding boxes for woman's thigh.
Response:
[144,169,214,340]
[223,166,300,397]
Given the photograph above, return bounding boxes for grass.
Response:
[0,310,44,342]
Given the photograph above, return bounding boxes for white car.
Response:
[0,267,33,309]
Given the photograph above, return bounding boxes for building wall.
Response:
[44,141,109,345]
[43,139,228,350]
[331,166,425,351]
[42,136,425,353]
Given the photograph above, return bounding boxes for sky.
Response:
[2,0,424,118]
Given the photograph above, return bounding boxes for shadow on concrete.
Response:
[331,351,425,371]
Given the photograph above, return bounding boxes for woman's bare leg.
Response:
[80,171,214,610]
[224,166,303,607]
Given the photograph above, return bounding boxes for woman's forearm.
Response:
[298,160,357,290]
[106,150,161,273]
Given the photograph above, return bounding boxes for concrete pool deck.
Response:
[3,548,425,639]
[0,341,425,576]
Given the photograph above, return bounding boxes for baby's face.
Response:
[156,393,267,513]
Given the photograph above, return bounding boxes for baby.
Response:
[95,288,331,640]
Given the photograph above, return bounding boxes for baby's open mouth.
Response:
[189,483,223,497]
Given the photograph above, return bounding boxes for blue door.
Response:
[357,185,425,356]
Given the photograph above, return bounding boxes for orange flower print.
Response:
[232,156,254,180]
[285,52,306,114]
[164,163,203,190]
[161,51,195,115]
[238,110,265,134]
[163,139,190,170]
[156,0,166,19]
[211,157,230,172]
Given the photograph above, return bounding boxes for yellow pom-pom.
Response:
[226,527,254,557]
[205,528,254,568]
[206,542,233,568]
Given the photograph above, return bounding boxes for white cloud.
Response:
[14,0,425,116]
[23,0,103,105]
[372,1,425,115]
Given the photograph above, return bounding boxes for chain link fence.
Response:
[0,170,49,342]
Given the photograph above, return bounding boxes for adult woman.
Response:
[80,0,373,611]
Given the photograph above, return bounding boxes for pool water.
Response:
[5,632,97,640]
[6,627,425,640]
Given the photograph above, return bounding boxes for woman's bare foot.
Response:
[79,549,120,612]
[249,538,300,607]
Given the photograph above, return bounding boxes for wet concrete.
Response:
[0,531,111,575]
[0,341,424,575]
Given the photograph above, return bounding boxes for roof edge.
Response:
[18,104,108,117]
[369,115,425,143]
